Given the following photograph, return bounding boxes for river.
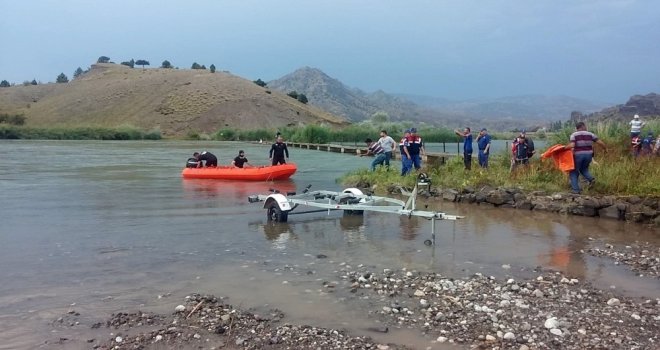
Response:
[0,140,657,349]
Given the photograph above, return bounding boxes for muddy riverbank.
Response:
[369,183,660,226]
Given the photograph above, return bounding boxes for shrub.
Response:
[56,73,69,83]
[287,91,298,99]
[253,79,267,87]
[297,93,308,104]
[161,60,173,69]
[0,114,26,125]
[210,64,216,73]
[97,56,110,63]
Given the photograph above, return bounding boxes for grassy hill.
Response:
[0,64,347,136]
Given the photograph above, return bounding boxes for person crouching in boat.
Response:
[185,157,201,168]
[269,136,289,165]
[232,150,250,168]
[193,151,218,167]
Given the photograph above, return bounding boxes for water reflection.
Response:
[181,179,297,201]
[399,216,421,240]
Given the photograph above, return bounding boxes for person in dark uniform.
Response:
[193,151,218,167]
[185,157,201,168]
[232,150,250,168]
[269,136,289,165]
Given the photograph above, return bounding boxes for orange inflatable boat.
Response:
[181,163,297,181]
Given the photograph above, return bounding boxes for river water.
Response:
[0,140,657,349]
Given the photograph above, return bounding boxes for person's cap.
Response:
[365,138,373,143]
[634,114,640,119]
[481,128,487,132]
[404,129,411,133]
[410,127,417,133]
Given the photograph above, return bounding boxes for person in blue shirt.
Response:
[476,128,492,168]
[641,132,654,156]
[454,127,473,170]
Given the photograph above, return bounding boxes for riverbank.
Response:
[50,251,658,350]
[0,124,161,140]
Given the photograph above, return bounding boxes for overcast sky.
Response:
[1,0,658,102]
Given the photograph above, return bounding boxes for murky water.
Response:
[0,140,657,349]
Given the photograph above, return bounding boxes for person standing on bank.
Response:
[232,150,250,168]
[408,128,425,170]
[361,138,387,171]
[269,136,289,165]
[476,128,492,168]
[378,129,396,168]
[193,151,218,167]
[454,127,473,170]
[629,114,645,138]
[565,122,607,194]
[399,129,413,176]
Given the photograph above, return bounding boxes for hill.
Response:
[267,67,422,122]
[268,67,609,130]
[0,64,347,136]
[571,93,660,122]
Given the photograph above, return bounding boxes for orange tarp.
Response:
[541,144,574,172]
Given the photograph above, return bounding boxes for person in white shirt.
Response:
[629,114,645,138]
[378,129,396,168]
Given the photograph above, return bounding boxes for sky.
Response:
[1,0,659,103]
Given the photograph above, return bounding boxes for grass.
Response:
[341,121,660,196]
[0,124,161,140]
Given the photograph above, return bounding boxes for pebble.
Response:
[550,328,563,336]
[486,334,496,341]
[631,313,641,320]
[504,332,515,340]
[544,317,559,329]
[436,336,447,343]
[519,346,530,350]
[115,336,123,343]
[174,305,185,312]
[414,290,425,297]
[607,298,621,306]
[420,299,428,307]
[502,264,511,269]
[155,335,163,341]
[533,289,544,298]
[499,300,510,307]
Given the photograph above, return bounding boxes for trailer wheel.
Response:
[266,202,288,222]
[340,198,364,216]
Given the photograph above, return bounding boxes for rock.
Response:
[437,336,448,343]
[413,290,425,297]
[550,328,563,336]
[377,345,389,350]
[420,299,428,307]
[316,254,328,259]
[174,305,186,312]
[599,205,623,220]
[533,289,544,297]
[504,332,516,340]
[155,335,163,341]
[519,345,530,350]
[115,336,123,343]
[607,298,620,306]
[502,264,511,269]
[577,329,587,335]
[499,300,511,307]
[544,317,559,329]
[486,334,496,341]
[486,190,513,206]
[631,313,641,320]
[516,201,534,210]
[382,306,392,313]
[442,189,459,202]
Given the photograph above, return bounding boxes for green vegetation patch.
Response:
[0,125,161,140]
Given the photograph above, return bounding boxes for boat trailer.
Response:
[248,184,464,245]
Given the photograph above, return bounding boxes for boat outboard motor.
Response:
[185,157,200,168]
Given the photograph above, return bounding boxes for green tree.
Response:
[287,91,298,99]
[191,62,202,69]
[0,80,9,87]
[161,60,172,68]
[210,64,216,73]
[73,67,84,78]
[253,78,267,87]
[56,73,69,83]
[200,65,206,70]
[370,111,389,123]
[297,93,308,104]
[135,59,150,68]
[120,59,134,68]
[97,56,110,63]
[31,79,38,85]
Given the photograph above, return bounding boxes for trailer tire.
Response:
[340,198,364,216]
[266,202,288,222]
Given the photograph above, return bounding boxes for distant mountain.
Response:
[269,67,609,131]
[0,64,347,135]
[267,67,422,122]
[397,94,609,121]
[572,93,660,122]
